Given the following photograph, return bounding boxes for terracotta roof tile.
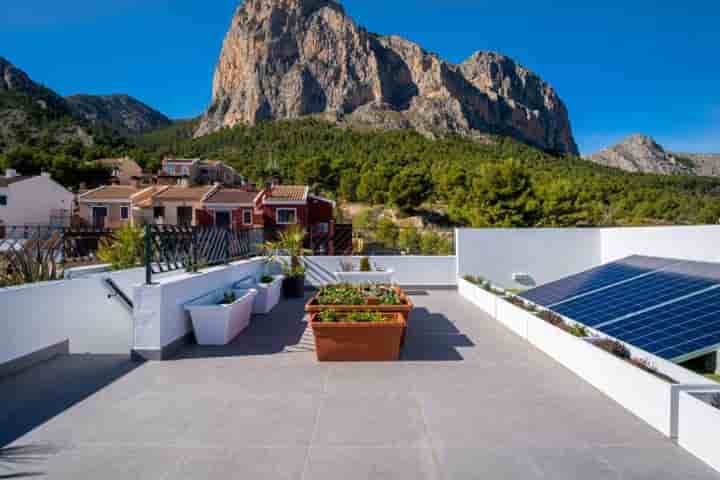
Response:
[204,189,257,205]
[153,185,215,202]
[268,185,308,202]
[79,185,141,202]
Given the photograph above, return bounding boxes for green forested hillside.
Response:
[3,117,720,227]
[131,119,720,227]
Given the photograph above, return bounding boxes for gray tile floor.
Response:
[2,290,719,479]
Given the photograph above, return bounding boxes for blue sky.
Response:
[2,0,719,154]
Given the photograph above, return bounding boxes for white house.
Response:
[0,170,74,228]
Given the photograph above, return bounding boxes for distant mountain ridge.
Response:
[197,0,578,155]
[589,134,720,178]
[66,94,172,136]
[0,56,171,151]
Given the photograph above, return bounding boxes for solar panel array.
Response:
[519,255,720,361]
[520,256,680,307]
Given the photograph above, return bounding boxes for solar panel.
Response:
[598,288,720,360]
[520,255,680,307]
[550,260,720,328]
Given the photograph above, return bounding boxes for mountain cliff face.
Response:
[197,0,578,155]
[589,134,720,178]
[66,94,172,135]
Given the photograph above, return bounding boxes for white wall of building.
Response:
[0,275,133,366]
[0,175,74,226]
[601,226,720,264]
[455,228,601,289]
[302,256,457,287]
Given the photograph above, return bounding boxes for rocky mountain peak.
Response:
[197,0,579,155]
[589,134,693,176]
[589,134,720,178]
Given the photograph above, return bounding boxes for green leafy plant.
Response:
[261,225,311,278]
[97,225,144,271]
[594,339,631,360]
[359,256,372,272]
[0,232,63,287]
[317,284,365,305]
[220,291,237,305]
[260,275,274,284]
[318,310,339,323]
[566,323,589,337]
[345,311,387,323]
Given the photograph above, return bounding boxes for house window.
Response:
[165,166,174,175]
[177,207,193,227]
[154,206,165,220]
[181,167,189,176]
[314,222,330,234]
[120,206,130,220]
[243,209,253,225]
[0,195,7,207]
[215,211,231,228]
[276,208,297,225]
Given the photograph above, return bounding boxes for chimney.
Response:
[5,169,18,179]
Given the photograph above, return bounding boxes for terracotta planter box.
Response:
[305,287,414,345]
[310,312,404,361]
[305,287,414,321]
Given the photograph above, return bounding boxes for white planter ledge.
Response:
[186,289,257,346]
[335,270,395,285]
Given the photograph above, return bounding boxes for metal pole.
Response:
[144,224,152,285]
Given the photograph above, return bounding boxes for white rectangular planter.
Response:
[679,391,720,473]
[495,296,532,339]
[516,301,676,436]
[186,289,257,346]
[241,275,284,314]
[334,270,395,285]
[457,278,496,317]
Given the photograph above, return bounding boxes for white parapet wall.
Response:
[679,391,720,473]
[455,226,720,291]
[0,272,135,377]
[600,225,720,264]
[455,228,601,289]
[303,256,457,287]
[132,258,266,360]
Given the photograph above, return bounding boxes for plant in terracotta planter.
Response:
[262,225,311,298]
[310,310,404,361]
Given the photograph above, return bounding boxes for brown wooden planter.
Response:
[305,287,414,346]
[310,312,404,361]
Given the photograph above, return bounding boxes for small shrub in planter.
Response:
[359,257,372,272]
[594,339,631,360]
[629,358,677,383]
[537,310,566,328]
[220,291,237,305]
[712,393,720,410]
[566,323,589,338]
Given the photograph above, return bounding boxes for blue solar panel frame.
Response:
[550,266,718,328]
[520,255,681,307]
[597,287,720,360]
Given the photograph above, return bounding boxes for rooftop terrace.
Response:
[2,290,718,479]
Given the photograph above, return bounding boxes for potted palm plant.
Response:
[262,225,311,298]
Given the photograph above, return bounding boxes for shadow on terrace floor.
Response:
[0,354,141,448]
[174,290,475,362]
